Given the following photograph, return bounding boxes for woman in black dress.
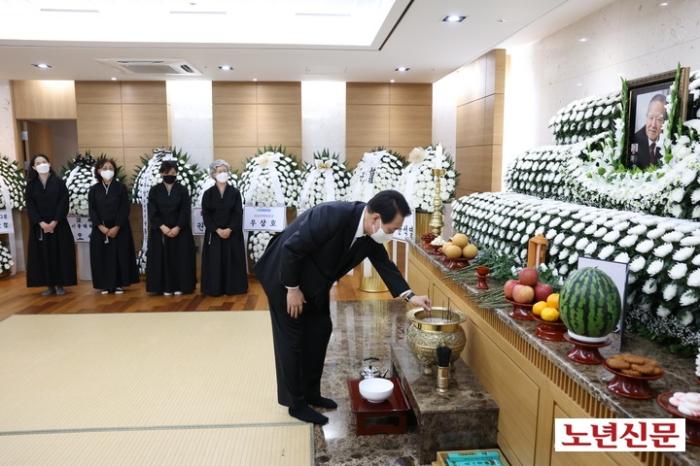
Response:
[146,160,196,295]
[200,160,248,296]
[25,154,77,295]
[88,157,139,294]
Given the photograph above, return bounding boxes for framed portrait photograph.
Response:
[624,68,690,169]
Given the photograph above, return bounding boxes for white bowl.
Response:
[359,378,394,403]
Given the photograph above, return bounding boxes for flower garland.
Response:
[548,92,621,144]
[452,191,700,349]
[298,149,351,211]
[131,147,204,204]
[348,148,406,202]
[398,145,458,212]
[0,155,26,210]
[239,146,301,207]
[248,231,275,264]
[0,240,13,274]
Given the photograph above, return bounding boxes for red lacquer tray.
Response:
[505,298,534,321]
[532,314,566,342]
[657,391,700,446]
[603,360,664,400]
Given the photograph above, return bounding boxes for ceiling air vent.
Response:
[97,59,201,76]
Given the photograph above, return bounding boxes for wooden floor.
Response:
[0,270,393,321]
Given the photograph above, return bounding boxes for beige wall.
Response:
[345,83,432,167]
[212,82,301,169]
[75,81,170,174]
[455,49,506,196]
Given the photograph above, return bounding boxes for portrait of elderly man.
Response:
[630,93,667,169]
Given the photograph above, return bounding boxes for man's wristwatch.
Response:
[403,291,416,302]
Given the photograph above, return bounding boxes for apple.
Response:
[512,284,535,304]
[518,267,539,286]
[504,279,518,300]
[534,282,554,302]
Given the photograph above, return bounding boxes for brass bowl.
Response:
[406,307,467,373]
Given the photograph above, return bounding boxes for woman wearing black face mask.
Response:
[88,157,139,294]
[145,160,196,295]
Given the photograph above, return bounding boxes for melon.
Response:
[462,244,478,259]
[451,233,469,248]
[443,243,462,259]
[559,267,621,340]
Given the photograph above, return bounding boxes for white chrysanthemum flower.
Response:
[680,290,699,306]
[568,252,579,265]
[680,311,694,326]
[627,224,647,236]
[647,227,667,239]
[612,221,630,232]
[672,246,695,262]
[647,259,665,276]
[656,306,671,317]
[635,239,655,254]
[559,249,570,259]
[563,236,576,247]
[642,279,657,294]
[670,188,685,203]
[575,238,589,250]
[653,243,673,258]
[662,231,683,243]
[629,256,646,272]
[584,224,597,236]
[688,269,700,287]
[662,283,678,301]
[603,230,620,243]
[598,245,615,260]
[554,233,565,245]
[614,252,630,263]
[669,263,688,280]
[593,227,607,238]
[617,235,637,248]
[691,188,700,205]
[682,169,697,186]
[680,236,700,247]
[584,242,597,255]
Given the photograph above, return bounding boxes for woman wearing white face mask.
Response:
[88,157,139,294]
[25,154,77,295]
[200,159,248,296]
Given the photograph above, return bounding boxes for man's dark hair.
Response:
[160,160,178,174]
[367,190,411,223]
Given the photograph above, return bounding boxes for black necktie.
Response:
[650,142,657,164]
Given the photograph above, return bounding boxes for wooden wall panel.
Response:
[212,82,302,170]
[456,49,506,195]
[75,81,169,173]
[12,80,77,119]
[345,83,431,165]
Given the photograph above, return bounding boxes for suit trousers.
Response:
[266,285,333,407]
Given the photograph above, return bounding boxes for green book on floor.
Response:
[446,450,503,466]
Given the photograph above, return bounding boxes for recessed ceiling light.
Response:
[32,63,52,69]
[218,65,234,71]
[395,66,410,72]
[390,79,395,83]
[659,2,669,6]
[576,83,583,87]
[578,37,588,43]
[252,78,258,82]
[110,77,117,81]
[442,14,466,23]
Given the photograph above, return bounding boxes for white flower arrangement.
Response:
[0,155,26,210]
[0,241,13,274]
[398,145,458,212]
[298,149,352,211]
[348,148,406,202]
[548,91,621,144]
[131,148,204,204]
[239,146,301,207]
[248,231,274,263]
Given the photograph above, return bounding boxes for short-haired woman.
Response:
[200,160,248,296]
[145,160,196,295]
[88,157,139,294]
[25,154,77,295]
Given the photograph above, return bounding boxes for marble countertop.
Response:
[411,242,699,465]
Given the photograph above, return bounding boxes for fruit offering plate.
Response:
[657,391,700,446]
[563,333,610,365]
[603,360,664,400]
[421,233,437,248]
[532,315,566,342]
[505,298,534,321]
[442,256,470,270]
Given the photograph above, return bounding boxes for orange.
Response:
[541,307,560,322]
[546,293,560,309]
[532,301,547,316]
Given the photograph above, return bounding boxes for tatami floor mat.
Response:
[0,424,312,466]
[0,312,299,431]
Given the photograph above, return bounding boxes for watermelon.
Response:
[559,267,621,340]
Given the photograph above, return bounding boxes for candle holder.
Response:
[475,266,490,290]
[429,168,445,236]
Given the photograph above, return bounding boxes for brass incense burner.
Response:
[406,307,466,374]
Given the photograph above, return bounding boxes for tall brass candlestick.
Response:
[429,168,445,236]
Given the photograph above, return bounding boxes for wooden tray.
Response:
[347,377,411,435]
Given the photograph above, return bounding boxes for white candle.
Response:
[433,144,444,169]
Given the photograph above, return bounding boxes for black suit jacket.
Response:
[631,128,661,169]
[254,201,409,300]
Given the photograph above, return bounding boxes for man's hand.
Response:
[286,287,306,319]
[409,295,431,311]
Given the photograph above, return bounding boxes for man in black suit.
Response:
[631,94,667,169]
[254,190,431,425]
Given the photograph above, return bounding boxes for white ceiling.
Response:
[0,0,614,82]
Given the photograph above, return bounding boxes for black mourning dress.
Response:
[88,180,139,291]
[145,182,196,294]
[200,184,248,296]
[25,174,77,287]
